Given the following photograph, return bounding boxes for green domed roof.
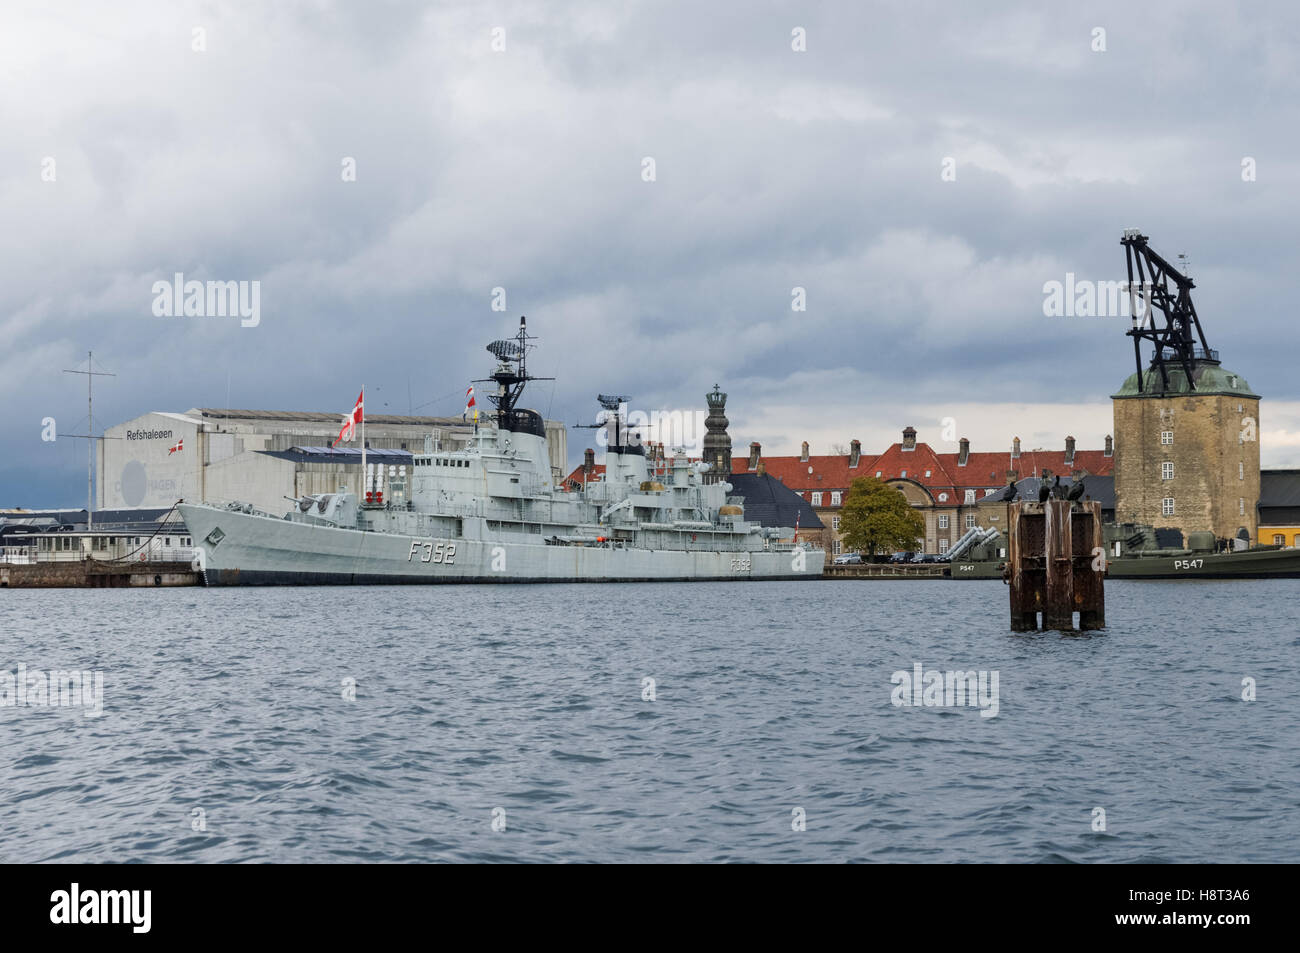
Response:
[1113,361,1259,399]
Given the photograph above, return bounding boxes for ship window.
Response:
[1161,461,1174,480]
[1162,497,1175,516]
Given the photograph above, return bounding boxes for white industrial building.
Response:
[98,408,568,515]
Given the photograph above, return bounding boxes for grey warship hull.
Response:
[180,501,819,585]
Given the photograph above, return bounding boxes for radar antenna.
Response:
[475,316,553,432]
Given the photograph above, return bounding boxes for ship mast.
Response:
[478,316,552,432]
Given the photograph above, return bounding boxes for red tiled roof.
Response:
[732,441,1113,506]
[563,463,606,488]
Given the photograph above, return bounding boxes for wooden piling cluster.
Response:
[1006,500,1105,631]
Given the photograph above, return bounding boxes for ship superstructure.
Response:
[179,319,822,584]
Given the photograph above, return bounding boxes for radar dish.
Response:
[487,339,523,361]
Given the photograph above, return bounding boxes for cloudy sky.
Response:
[4,0,1300,506]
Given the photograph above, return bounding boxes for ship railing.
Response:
[0,547,197,565]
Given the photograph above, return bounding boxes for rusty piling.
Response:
[1006,500,1105,632]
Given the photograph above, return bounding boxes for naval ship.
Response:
[178,319,823,585]
[950,520,1300,580]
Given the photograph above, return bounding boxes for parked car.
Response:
[889,551,914,564]
[909,552,927,563]
[833,553,863,565]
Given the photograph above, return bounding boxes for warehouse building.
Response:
[98,407,568,515]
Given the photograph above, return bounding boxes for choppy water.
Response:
[1,579,1296,863]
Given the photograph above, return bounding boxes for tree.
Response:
[838,476,926,556]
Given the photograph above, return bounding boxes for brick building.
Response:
[731,428,1114,555]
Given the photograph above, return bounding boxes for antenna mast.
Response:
[63,351,115,531]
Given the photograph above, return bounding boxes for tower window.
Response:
[1160,431,1173,445]
[1162,498,1175,516]
[1239,462,1245,480]
[1240,498,1245,515]
[1161,462,1174,480]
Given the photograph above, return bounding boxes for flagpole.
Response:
[361,385,366,495]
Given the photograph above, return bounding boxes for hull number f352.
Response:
[408,540,457,564]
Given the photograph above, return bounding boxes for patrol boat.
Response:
[178,319,823,585]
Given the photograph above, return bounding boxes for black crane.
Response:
[1121,230,1215,394]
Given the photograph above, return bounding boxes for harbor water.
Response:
[1,580,1295,863]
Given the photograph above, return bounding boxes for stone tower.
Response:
[1111,231,1261,545]
[702,384,732,484]
[1112,362,1260,543]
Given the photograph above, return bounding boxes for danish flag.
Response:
[334,390,364,446]
[168,438,183,455]
[463,386,476,420]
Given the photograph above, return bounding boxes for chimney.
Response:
[849,439,861,468]
[1006,469,1019,483]
[902,426,917,451]
[958,437,970,466]
[583,448,595,479]
[800,441,809,463]
[1012,437,1021,459]
[1104,434,1113,457]
[1065,435,1076,466]
[749,441,761,469]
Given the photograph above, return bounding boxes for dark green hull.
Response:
[949,560,1006,580]
[952,548,1300,580]
[1104,546,1300,579]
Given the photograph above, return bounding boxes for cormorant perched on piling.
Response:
[996,479,1018,502]
[1051,475,1066,500]
[1037,471,1051,503]
[1067,476,1086,502]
